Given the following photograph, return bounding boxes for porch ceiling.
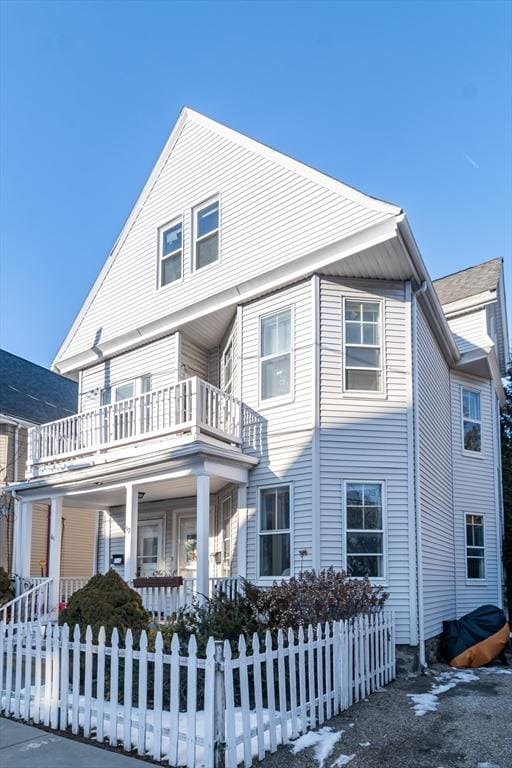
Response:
[64,473,230,508]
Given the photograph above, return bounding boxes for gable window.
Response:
[194,199,219,269]
[345,482,384,578]
[259,486,291,578]
[466,514,485,579]
[462,389,481,453]
[260,308,292,401]
[160,220,183,286]
[343,299,382,392]
[222,340,233,395]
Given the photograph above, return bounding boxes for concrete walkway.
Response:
[0,718,149,767]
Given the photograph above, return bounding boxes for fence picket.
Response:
[152,632,164,760]
[325,622,332,721]
[59,624,69,730]
[223,641,237,768]
[264,631,277,753]
[238,635,252,767]
[50,624,61,729]
[123,629,133,749]
[251,633,266,761]
[23,622,33,721]
[307,624,316,730]
[168,633,181,766]
[276,630,288,745]
[137,631,148,756]
[5,620,14,715]
[316,623,324,725]
[43,623,52,726]
[71,624,81,735]
[33,623,43,723]
[109,627,120,747]
[14,620,23,717]
[287,627,298,739]
[297,626,307,734]
[96,627,106,743]
[203,637,216,768]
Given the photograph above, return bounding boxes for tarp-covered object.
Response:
[442,604,510,668]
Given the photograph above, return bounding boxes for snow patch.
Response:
[477,763,501,768]
[331,755,355,767]
[478,666,512,676]
[359,741,371,747]
[291,727,343,768]
[407,669,478,716]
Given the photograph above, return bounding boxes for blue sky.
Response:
[1,0,510,368]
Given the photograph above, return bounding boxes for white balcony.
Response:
[27,377,242,477]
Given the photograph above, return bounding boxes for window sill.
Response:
[462,450,485,460]
[465,579,487,586]
[341,390,387,400]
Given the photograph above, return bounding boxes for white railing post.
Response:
[48,497,63,616]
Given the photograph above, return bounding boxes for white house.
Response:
[8,109,509,661]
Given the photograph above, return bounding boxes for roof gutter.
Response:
[396,215,461,366]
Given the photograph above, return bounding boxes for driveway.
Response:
[260,664,512,768]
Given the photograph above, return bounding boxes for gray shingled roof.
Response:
[0,349,77,425]
[433,258,503,306]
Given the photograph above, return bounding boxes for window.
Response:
[345,482,384,578]
[343,299,382,392]
[462,389,482,453]
[194,199,219,269]
[222,340,233,395]
[221,496,232,575]
[260,308,292,401]
[259,486,291,578]
[466,514,485,579]
[160,220,183,286]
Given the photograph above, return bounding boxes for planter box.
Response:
[133,576,184,589]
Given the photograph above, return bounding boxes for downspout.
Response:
[412,280,427,668]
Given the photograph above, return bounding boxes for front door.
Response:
[177,516,198,579]
[137,520,163,577]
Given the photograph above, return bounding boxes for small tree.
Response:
[59,569,149,640]
[501,368,512,616]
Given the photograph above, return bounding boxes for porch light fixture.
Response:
[138,492,146,501]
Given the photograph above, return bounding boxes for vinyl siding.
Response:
[29,506,96,577]
[80,334,177,410]
[416,304,456,640]
[450,373,500,613]
[180,335,208,380]
[241,281,313,582]
[319,277,412,644]
[447,308,489,356]
[60,117,392,362]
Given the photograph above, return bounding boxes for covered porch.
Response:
[9,443,257,622]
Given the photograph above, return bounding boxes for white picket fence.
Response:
[0,611,395,767]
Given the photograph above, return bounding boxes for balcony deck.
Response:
[27,377,242,477]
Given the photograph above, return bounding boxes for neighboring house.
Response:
[8,109,509,658]
[0,349,96,580]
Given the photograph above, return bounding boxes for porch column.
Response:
[236,484,248,579]
[196,473,210,601]
[48,496,63,614]
[19,501,33,578]
[124,484,138,582]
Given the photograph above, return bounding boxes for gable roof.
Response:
[433,258,503,306]
[0,349,77,425]
[52,107,401,370]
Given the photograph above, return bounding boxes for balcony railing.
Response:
[27,377,242,474]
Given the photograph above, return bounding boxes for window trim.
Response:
[101,374,152,405]
[342,296,386,397]
[157,216,184,290]
[461,386,483,457]
[465,512,486,583]
[258,305,295,407]
[220,495,232,574]
[257,482,293,582]
[221,333,234,395]
[192,196,221,272]
[342,479,387,582]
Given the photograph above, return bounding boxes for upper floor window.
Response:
[462,389,481,453]
[343,299,382,392]
[466,513,485,579]
[345,482,384,578]
[260,308,292,401]
[101,375,151,405]
[160,220,182,287]
[194,199,219,270]
[259,485,291,578]
[222,340,233,395]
